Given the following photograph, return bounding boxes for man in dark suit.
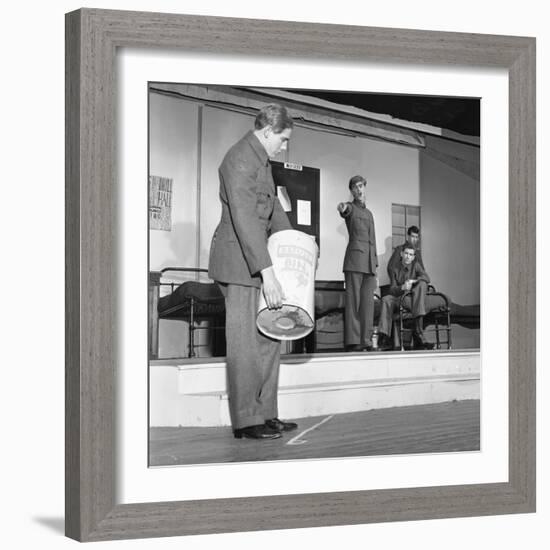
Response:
[387,225,425,276]
[337,175,378,352]
[378,243,434,351]
[208,104,298,440]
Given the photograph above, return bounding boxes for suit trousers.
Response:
[218,283,281,430]
[344,271,377,347]
[378,279,428,337]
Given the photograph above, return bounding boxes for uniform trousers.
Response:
[344,271,377,347]
[378,279,428,337]
[218,283,280,430]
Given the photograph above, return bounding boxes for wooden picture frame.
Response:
[65,8,535,542]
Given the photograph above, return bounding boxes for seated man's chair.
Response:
[392,284,452,350]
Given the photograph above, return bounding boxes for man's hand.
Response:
[261,266,285,309]
[401,280,413,292]
[337,202,350,215]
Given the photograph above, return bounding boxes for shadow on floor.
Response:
[33,517,65,534]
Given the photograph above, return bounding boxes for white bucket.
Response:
[257,229,318,340]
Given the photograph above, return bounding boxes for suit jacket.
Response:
[340,200,378,274]
[208,130,292,288]
[388,261,430,296]
[387,242,425,277]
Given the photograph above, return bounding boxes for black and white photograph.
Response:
[5,0,544,548]
[148,83,481,466]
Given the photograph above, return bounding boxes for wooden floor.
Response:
[149,399,480,466]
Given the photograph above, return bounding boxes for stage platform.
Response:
[149,400,480,466]
[150,350,480,427]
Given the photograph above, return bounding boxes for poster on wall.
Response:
[149,175,173,231]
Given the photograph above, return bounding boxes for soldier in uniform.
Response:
[377,243,434,351]
[337,175,378,352]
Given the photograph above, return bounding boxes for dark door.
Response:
[270,161,320,249]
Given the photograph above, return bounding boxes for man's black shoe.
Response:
[412,317,434,350]
[414,340,434,350]
[412,333,434,350]
[345,344,363,352]
[233,424,282,440]
[377,334,394,351]
[265,418,298,432]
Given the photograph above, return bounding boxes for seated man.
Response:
[377,244,434,351]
